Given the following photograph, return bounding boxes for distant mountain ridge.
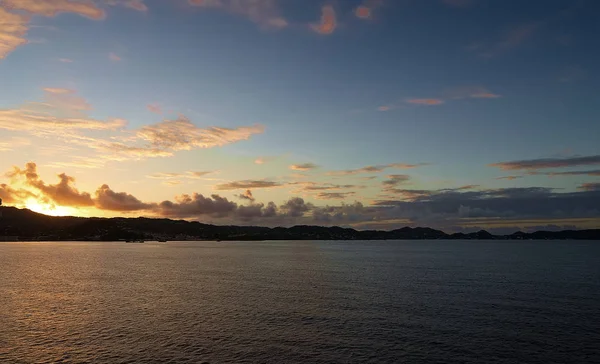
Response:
[0,206,599,241]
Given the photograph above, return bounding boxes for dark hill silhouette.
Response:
[0,206,598,241]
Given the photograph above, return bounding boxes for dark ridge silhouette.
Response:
[0,206,598,241]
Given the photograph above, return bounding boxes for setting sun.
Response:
[25,199,76,217]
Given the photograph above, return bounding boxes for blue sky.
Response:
[1,0,599,232]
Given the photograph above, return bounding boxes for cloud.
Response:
[88,117,263,161]
[188,0,287,29]
[329,162,428,176]
[443,85,501,99]
[496,175,523,181]
[147,171,214,180]
[105,0,148,12]
[311,5,336,35]
[2,0,105,19]
[355,0,383,19]
[315,192,356,200]
[157,193,238,218]
[0,88,124,134]
[124,0,148,12]
[406,98,445,106]
[95,184,154,211]
[290,182,357,192]
[0,0,106,59]
[59,58,73,63]
[8,162,94,207]
[215,180,282,190]
[355,6,371,19]
[0,183,37,204]
[4,161,600,231]
[544,170,600,177]
[289,163,318,171]
[382,174,411,188]
[280,197,312,217]
[236,189,255,202]
[109,52,122,61]
[471,23,540,58]
[578,183,600,192]
[134,117,264,152]
[490,155,600,171]
[254,156,277,165]
[0,8,30,59]
[147,103,162,114]
[0,137,31,152]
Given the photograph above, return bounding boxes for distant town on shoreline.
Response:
[1,206,599,242]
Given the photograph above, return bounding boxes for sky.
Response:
[1,0,599,233]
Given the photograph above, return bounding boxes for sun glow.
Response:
[25,199,76,217]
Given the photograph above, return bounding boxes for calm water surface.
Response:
[1,240,599,363]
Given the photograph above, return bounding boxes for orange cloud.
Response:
[311,5,336,35]
[2,0,105,20]
[406,98,445,105]
[0,7,29,59]
[8,162,94,207]
[355,6,371,19]
[355,0,383,20]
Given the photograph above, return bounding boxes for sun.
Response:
[25,199,76,217]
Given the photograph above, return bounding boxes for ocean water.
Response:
[0,240,599,364]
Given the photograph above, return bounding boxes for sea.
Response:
[0,240,599,364]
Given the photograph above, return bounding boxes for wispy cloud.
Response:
[147,103,162,114]
[311,5,336,35]
[109,52,122,61]
[329,162,428,176]
[315,192,356,200]
[382,174,411,188]
[2,0,105,20]
[496,175,523,181]
[147,171,214,180]
[443,85,502,99]
[58,58,73,63]
[188,0,287,29]
[470,22,540,58]
[490,155,600,171]
[406,98,445,106]
[289,163,318,171]
[215,180,282,190]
